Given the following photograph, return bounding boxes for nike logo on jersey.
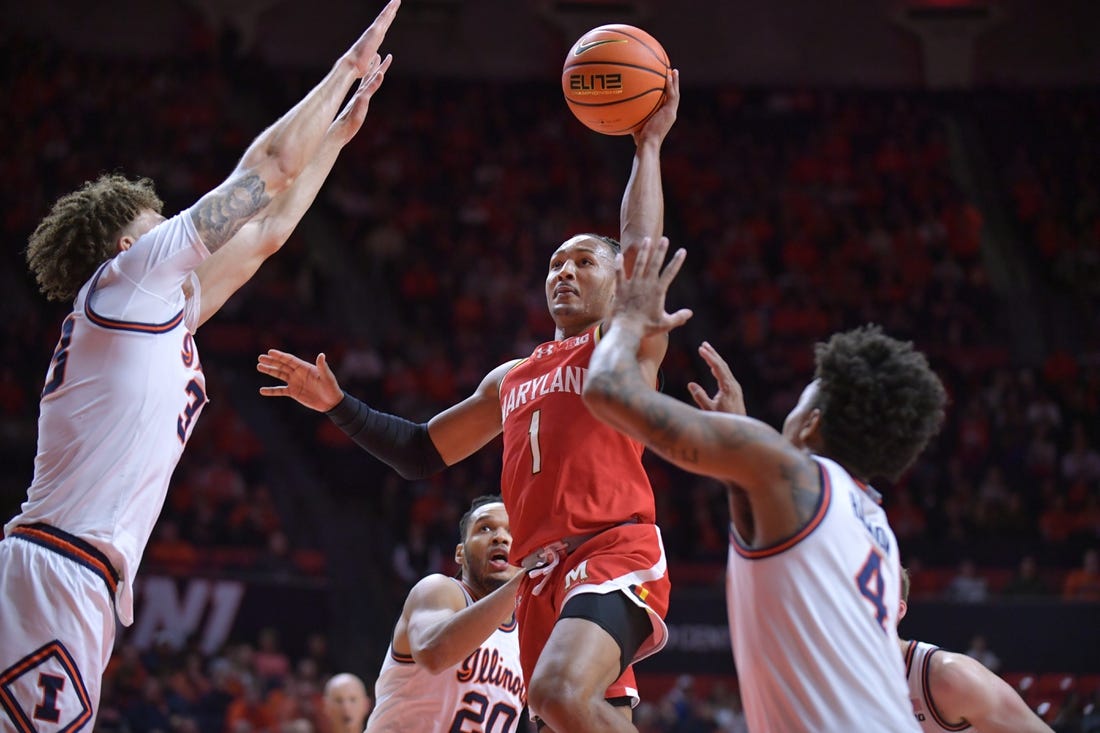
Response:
[573,39,626,56]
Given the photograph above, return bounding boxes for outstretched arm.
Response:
[256,350,511,477]
[400,573,523,673]
[620,69,679,264]
[618,69,680,380]
[189,0,400,254]
[194,58,393,326]
[931,652,1053,733]
[583,237,812,494]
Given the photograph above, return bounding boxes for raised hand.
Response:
[633,68,679,146]
[610,236,692,338]
[344,0,401,77]
[257,350,343,412]
[688,341,746,416]
[329,53,394,145]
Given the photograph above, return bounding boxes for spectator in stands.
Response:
[964,634,1002,673]
[254,626,292,693]
[1002,555,1052,597]
[391,520,445,585]
[1061,421,1100,487]
[945,559,990,602]
[321,673,372,733]
[1062,548,1100,602]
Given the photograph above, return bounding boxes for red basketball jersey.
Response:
[499,325,655,562]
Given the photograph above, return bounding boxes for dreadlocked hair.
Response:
[813,324,947,482]
[26,174,163,301]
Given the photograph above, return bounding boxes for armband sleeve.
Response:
[325,392,447,480]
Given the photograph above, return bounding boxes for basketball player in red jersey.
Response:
[257,71,681,733]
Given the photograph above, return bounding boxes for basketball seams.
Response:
[561,61,669,77]
[596,28,669,68]
[562,23,669,135]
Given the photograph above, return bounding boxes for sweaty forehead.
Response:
[550,236,614,261]
[469,502,507,526]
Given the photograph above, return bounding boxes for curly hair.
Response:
[812,324,947,482]
[26,174,163,302]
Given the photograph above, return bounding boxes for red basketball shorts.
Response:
[515,522,670,704]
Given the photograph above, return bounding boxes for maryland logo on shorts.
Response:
[0,641,92,732]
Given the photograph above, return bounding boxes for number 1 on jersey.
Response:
[528,409,542,475]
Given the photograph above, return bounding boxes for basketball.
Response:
[562,24,670,136]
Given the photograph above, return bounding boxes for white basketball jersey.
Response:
[725,455,920,732]
[368,579,526,733]
[5,211,209,625]
[904,640,973,732]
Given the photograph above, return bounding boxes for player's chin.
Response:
[485,568,519,588]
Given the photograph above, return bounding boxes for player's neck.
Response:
[554,320,599,341]
[460,577,486,602]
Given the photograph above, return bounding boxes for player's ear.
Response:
[799,407,823,447]
[117,234,135,253]
[454,543,465,568]
[898,599,908,622]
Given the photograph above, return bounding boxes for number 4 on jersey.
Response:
[856,549,889,630]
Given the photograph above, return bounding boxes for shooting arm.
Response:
[619,69,679,263]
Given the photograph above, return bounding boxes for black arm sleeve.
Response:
[325,392,447,480]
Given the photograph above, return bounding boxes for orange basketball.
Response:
[562,24,670,136]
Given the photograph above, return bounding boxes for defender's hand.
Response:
[610,236,692,338]
[688,341,746,416]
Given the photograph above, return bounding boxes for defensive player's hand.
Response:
[343,0,401,77]
[329,53,393,146]
[609,236,692,339]
[257,350,343,412]
[688,341,746,416]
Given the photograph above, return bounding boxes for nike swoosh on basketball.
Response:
[573,39,627,56]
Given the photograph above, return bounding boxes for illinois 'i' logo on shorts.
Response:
[0,640,92,732]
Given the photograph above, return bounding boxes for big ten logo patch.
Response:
[124,576,245,655]
[564,560,589,591]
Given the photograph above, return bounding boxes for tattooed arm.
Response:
[188,0,400,253]
[191,59,392,327]
[583,237,821,543]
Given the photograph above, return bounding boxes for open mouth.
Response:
[489,549,510,571]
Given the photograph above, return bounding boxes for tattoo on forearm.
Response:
[191,173,270,252]
[782,460,821,525]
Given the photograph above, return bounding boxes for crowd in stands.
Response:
[1,29,1098,733]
